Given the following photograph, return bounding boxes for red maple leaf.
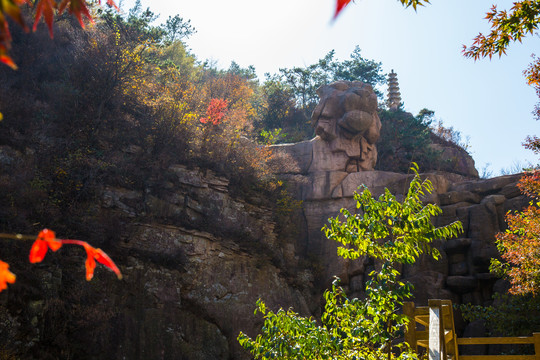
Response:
[29,229,123,281]
[33,0,57,37]
[29,228,63,263]
[0,49,17,70]
[1,0,118,69]
[81,243,123,281]
[334,0,353,19]
[58,0,93,28]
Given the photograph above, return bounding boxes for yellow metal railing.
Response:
[404,300,540,360]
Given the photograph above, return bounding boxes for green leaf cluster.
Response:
[326,164,462,264]
[238,165,462,359]
[239,277,415,360]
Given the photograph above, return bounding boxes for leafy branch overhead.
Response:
[464,1,540,59]
[336,0,538,60]
[335,0,429,18]
[0,0,118,69]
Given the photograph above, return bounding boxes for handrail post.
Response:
[441,300,458,360]
[404,302,416,352]
[429,299,443,360]
[534,333,540,360]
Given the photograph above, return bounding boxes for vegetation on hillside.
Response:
[0,0,473,295]
[259,47,386,142]
[0,4,279,240]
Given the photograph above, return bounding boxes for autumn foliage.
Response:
[0,2,284,252]
[492,138,540,295]
[200,98,228,125]
[494,174,540,295]
[1,0,118,69]
[0,229,122,293]
[0,261,16,291]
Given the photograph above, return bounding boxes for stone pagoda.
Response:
[387,69,401,111]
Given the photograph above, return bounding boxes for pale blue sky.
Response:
[123,0,539,176]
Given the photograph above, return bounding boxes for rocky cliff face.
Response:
[281,169,525,305]
[430,140,479,178]
[0,158,319,359]
[0,149,527,359]
[0,80,526,358]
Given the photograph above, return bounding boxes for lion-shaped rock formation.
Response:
[311,81,381,172]
[271,81,381,175]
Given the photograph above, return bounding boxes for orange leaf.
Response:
[82,243,122,281]
[33,0,57,37]
[0,261,16,292]
[84,245,97,281]
[93,248,122,279]
[0,52,17,70]
[29,238,48,263]
[29,230,122,281]
[103,0,118,11]
[40,228,62,251]
[29,229,63,263]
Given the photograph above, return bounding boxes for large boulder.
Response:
[271,81,382,175]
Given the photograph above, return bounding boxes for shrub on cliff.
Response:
[376,109,438,173]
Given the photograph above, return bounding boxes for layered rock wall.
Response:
[0,147,528,359]
[0,80,526,358]
[278,168,525,305]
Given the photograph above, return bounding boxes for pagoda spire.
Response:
[387,70,401,111]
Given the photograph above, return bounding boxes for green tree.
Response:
[238,165,463,359]
[376,109,437,172]
[332,46,386,90]
[459,292,540,337]
[261,47,385,142]
[161,14,196,44]
[276,48,385,113]
[256,78,308,142]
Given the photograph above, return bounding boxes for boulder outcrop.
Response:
[271,81,382,175]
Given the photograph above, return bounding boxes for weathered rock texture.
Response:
[0,163,317,359]
[0,146,528,359]
[283,170,525,306]
[430,137,479,178]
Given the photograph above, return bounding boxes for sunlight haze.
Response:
[122,0,539,176]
